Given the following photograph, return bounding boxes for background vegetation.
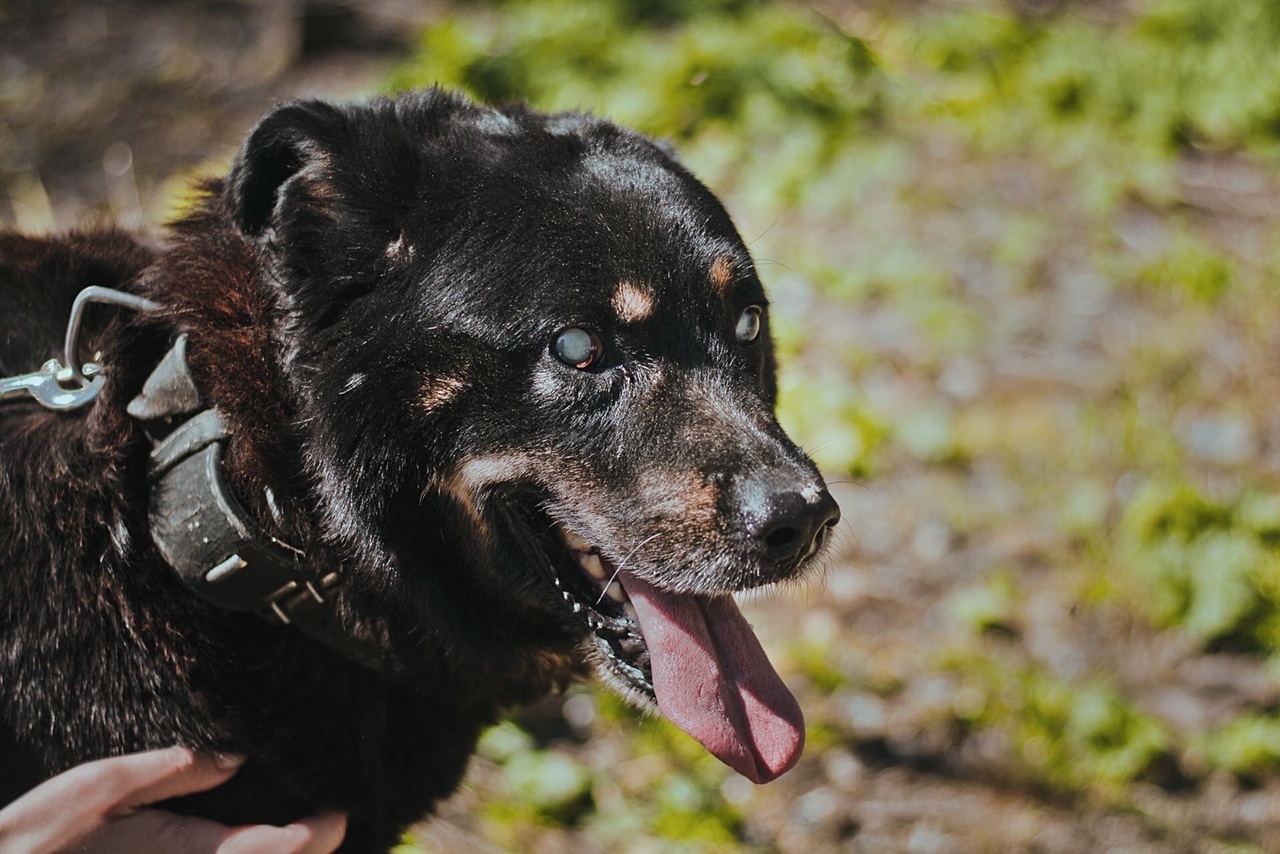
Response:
[388,1,1280,851]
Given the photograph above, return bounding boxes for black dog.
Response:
[0,89,839,851]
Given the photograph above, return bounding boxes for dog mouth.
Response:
[542,522,654,698]
[538,517,806,784]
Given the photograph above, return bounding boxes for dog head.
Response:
[225,90,839,782]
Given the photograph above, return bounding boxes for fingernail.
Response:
[214,752,247,770]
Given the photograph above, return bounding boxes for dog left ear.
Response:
[227,101,346,238]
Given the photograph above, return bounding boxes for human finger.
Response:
[68,808,346,854]
[0,747,243,853]
[216,812,348,854]
[99,747,246,816]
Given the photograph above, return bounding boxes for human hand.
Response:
[0,746,346,853]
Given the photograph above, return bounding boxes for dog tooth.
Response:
[571,601,582,613]
[579,552,607,581]
[623,601,639,623]
[605,581,625,602]
[560,525,591,552]
[618,636,646,656]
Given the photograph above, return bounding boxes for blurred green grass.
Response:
[388,0,1280,849]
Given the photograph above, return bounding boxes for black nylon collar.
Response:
[130,335,390,673]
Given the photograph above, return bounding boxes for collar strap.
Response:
[130,335,390,673]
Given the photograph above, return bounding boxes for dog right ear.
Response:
[227,101,346,238]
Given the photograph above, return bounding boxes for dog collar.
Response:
[129,335,391,672]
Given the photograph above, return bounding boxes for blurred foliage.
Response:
[941,575,1174,797]
[387,0,1280,847]
[1120,485,1280,652]
[1133,230,1236,303]
[393,0,1280,179]
[1195,713,1280,777]
[431,696,748,851]
[389,0,885,148]
[948,650,1174,798]
[904,1,1280,155]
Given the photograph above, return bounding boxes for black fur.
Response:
[0,89,836,851]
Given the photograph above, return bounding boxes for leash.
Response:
[2,288,390,673]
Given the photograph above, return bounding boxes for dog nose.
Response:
[743,482,841,567]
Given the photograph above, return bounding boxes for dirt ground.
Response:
[7,3,1280,853]
[1,0,434,229]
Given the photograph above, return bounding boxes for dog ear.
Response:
[227,101,346,238]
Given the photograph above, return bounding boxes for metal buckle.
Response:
[265,571,343,625]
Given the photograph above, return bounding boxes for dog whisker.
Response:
[594,532,662,606]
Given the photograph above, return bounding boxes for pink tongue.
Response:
[618,572,805,783]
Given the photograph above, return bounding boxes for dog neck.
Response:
[122,187,422,679]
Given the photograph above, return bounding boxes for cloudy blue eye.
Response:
[553,327,603,369]
[735,306,763,344]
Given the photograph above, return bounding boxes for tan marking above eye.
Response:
[709,256,735,295]
[385,232,415,262]
[611,281,655,324]
[418,373,468,414]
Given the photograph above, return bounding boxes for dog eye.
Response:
[553,327,603,369]
[735,306,763,344]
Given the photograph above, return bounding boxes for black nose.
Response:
[744,482,841,567]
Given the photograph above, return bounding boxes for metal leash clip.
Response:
[0,286,161,412]
[0,360,105,410]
